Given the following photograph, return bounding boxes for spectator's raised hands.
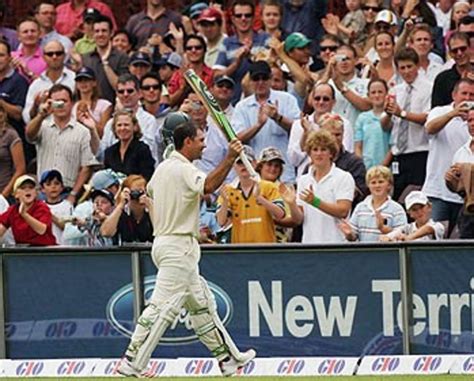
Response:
[322,14,339,36]
[279,183,296,205]
[299,184,316,205]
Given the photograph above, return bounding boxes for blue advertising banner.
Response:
[409,247,474,355]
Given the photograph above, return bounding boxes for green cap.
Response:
[284,32,311,52]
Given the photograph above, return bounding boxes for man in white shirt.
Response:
[422,78,474,233]
[381,47,431,201]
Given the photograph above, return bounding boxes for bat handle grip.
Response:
[239,151,259,179]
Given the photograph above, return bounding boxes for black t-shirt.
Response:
[117,210,153,243]
[431,66,461,108]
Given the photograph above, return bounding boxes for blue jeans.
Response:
[428,197,462,236]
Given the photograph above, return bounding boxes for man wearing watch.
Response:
[81,15,128,103]
[381,47,431,201]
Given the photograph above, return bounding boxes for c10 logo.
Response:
[57,361,86,375]
[146,360,166,376]
[371,357,400,372]
[104,360,121,375]
[413,356,442,372]
[318,359,345,374]
[235,360,256,375]
[277,359,305,374]
[463,356,474,372]
[16,361,44,376]
[185,359,213,374]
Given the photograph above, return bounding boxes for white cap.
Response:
[375,10,398,26]
[405,190,429,210]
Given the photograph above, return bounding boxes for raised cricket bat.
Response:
[184,69,258,179]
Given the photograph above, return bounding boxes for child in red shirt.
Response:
[0,175,56,246]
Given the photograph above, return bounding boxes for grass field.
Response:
[1,376,473,380]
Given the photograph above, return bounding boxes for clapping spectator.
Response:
[104,110,155,180]
[101,175,153,243]
[112,29,136,55]
[0,175,56,246]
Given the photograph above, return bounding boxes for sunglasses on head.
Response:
[233,12,253,19]
[251,74,270,81]
[44,51,65,57]
[314,95,331,102]
[117,88,136,95]
[185,45,204,51]
[141,84,160,91]
[363,5,381,11]
[320,45,338,52]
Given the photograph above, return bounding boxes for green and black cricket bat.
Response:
[184,69,258,179]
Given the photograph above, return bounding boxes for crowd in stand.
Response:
[0,0,473,247]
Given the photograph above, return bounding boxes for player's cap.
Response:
[198,8,223,23]
[13,175,37,193]
[189,2,209,19]
[40,169,63,185]
[259,147,285,164]
[129,51,152,67]
[284,32,311,52]
[214,75,235,88]
[91,169,121,190]
[249,61,271,80]
[75,66,96,80]
[83,7,101,22]
[90,189,115,204]
[157,52,183,69]
[375,10,398,26]
[405,190,429,210]
[238,145,256,162]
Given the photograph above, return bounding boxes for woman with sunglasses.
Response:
[358,0,383,54]
[168,34,213,107]
[103,110,155,181]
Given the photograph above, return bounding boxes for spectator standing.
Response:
[55,0,116,39]
[23,41,75,124]
[39,169,73,245]
[432,32,472,107]
[292,129,355,243]
[197,8,226,68]
[373,31,400,88]
[25,84,99,206]
[0,1,19,50]
[83,188,117,246]
[112,29,136,55]
[11,18,46,82]
[233,61,300,184]
[101,175,154,243]
[74,8,99,55]
[140,72,167,119]
[261,0,284,39]
[0,175,56,246]
[382,48,431,201]
[214,0,270,103]
[0,103,25,199]
[422,78,473,233]
[82,15,129,103]
[104,110,155,180]
[126,0,183,49]
[35,3,73,55]
[128,52,152,81]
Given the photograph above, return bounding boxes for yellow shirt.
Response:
[218,180,284,244]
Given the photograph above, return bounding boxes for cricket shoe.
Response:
[117,358,150,378]
[219,349,257,377]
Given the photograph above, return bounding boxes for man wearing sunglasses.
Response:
[23,40,75,124]
[432,32,472,107]
[232,61,300,184]
[100,74,159,165]
[214,0,270,104]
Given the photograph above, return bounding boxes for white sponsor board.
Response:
[358,355,456,375]
[175,357,221,377]
[91,358,175,377]
[450,355,474,374]
[3,359,96,377]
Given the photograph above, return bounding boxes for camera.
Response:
[462,101,474,110]
[335,54,347,62]
[51,100,65,109]
[130,190,145,200]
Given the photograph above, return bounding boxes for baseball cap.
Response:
[158,52,183,69]
[189,2,209,19]
[249,61,271,79]
[375,10,398,26]
[13,175,37,193]
[129,51,152,66]
[40,169,63,185]
[83,7,101,22]
[214,75,235,88]
[90,189,115,204]
[405,190,429,210]
[284,32,311,52]
[90,169,121,190]
[259,147,285,164]
[75,66,96,80]
[198,8,223,23]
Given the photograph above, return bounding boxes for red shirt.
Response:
[55,0,117,37]
[0,200,57,246]
[168,66,214,96]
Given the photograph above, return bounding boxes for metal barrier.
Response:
[1,240,473,359]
